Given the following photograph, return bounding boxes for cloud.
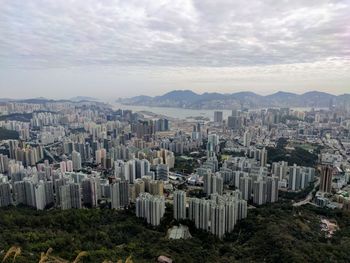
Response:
[1,0,349,68]
[0,0,349,97]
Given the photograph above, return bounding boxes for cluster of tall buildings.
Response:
[188,191,247,239]
[3,97,348,241]
[272,161,315,191]
[194,154,280,206]
[7,140,44,167]
[236,175,279,205]
[13,178,54,210]
[203,172,224,196]
[131,118,169,140]
[59,183,82,209]
[172,189,248,239]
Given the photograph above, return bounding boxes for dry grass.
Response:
[2,247,133,263]
[2,246,21,263]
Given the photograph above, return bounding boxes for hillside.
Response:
[0,203,349,263]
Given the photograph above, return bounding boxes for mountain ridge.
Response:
[118,90,350,109]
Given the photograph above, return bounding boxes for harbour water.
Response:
[111,102,320,121]
[112,103,233,120]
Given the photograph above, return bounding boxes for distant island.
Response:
[117,90,350,109]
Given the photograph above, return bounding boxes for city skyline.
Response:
[1,0,349,99]
[1,1,350,261]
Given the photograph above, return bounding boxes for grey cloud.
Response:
[0,0,349,98]
[0,0,349,68]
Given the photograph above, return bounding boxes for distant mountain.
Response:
[118,90,350,109]
[70,96,99,102]
[0,98,14,103]
[266,91,298,100]
[18,97,52,104]
[0,97,52,104]
[117,95,153,105]
[0,97,104,105]
[157,90,198,101]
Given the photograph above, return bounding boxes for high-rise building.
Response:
[72,151,82,171]
[34,181,46,210]
[288,164,301,191]
[66,160,73,172]
[24,180,36,207]
[135,159,151,179]
[173,190,186,220]
[0,154,9,173]
[13,181,25,205]
[0,182,12,207]
[149,180,164,196]
[237,199,248,220]
[210,204,226,239]
[54,178,67,205]
[110,182,121,209]
[60,161,67,174]
[203,173,223,196]
[204,172,212,195]
[59,185,71,210]
[119,180,129,207]
[44,181,54,206]
[239,176,252,200]
[110,180,129,209]
[227,111,241,130]
[59,183,81,210]
[224,201,236,233]
[136,193,165,226]
[69,183,82,209]
[156,164,169,181]
[253,179,267,205]
[82,178,98,207]
[260,147,267,167]
[243,130,251,147]
[134,178,145,198]
[320,166,333,193]
[188,198,211,231]
[266,177,279,203]
[207,134,219,156]
[141,176,152,192]
[214,111,223,124]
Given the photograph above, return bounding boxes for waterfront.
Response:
[111,103,323,121]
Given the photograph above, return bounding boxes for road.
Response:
[292,177,320,207]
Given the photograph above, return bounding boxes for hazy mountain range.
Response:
[117,90,350,109]
[0,96,99,104]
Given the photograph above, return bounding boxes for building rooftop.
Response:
[167,224,192,240]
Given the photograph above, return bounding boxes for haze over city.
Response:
[0,0,350,99]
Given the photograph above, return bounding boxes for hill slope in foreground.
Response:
[0,203,349,263]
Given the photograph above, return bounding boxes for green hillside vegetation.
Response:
[0,127,19,140]
[172,155,199,174]
[0,113,32,122]
[0,203,349,263]
[267,138,318,167]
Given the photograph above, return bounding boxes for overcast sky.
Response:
[0,0,349,100]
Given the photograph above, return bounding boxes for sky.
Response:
[0,0,349,100]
